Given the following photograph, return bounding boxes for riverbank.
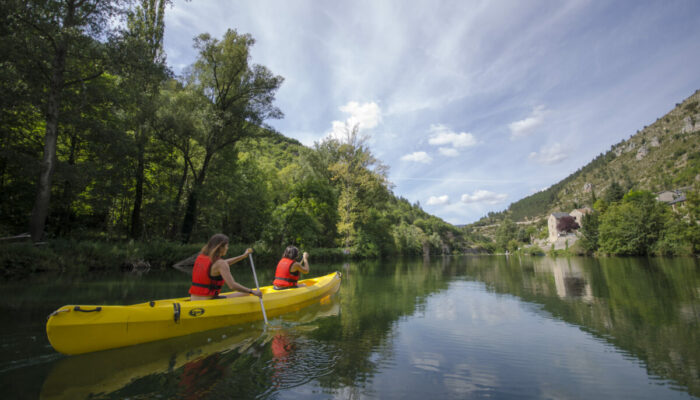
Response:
[0,239,354,280]
[11,236,694,281]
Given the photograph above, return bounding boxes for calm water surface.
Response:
[0,256,698,399]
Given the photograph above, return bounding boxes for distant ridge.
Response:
[471,89,700,226]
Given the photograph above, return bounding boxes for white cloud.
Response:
[339,101,382,130]
[427,195,450,205]
[509,105,547,139]
[528,143,568,164]
[439,147,459,157]
[401,151,433,164]
[428,124,477,148]
[461,190,508,204]
[328,120,348,141]
[328,101,382,141]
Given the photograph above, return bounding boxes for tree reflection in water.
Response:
[6,257,699,399]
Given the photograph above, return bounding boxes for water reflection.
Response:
[537,257,593,300]
[40,296,341,399]
[462,255,700,398]
[0,257,698,399]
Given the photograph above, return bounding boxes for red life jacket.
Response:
[273,258,299,288]
[189,254,224,297]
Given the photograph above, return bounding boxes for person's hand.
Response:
[245,248,253,255]
[303,252,309,259]
[250,289,262,298]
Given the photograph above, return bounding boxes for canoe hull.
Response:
[46,271,341,355]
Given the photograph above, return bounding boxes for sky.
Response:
[163,0,700,225]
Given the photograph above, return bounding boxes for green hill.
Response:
[473,89,700,226]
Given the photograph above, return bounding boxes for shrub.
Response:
[519,245,545,256]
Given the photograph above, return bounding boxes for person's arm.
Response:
[223,248,253,266]
[214,260,262,298]
[292,252,310,274]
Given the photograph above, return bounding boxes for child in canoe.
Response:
[273,246,310,289]
[189,234,263,300]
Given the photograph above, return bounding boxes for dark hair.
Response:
[201,234,229,260]
[283,245,299,260]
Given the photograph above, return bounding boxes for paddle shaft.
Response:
[248,254,268,324]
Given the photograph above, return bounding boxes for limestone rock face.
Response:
[681,116,700,133]
[650,137,660,147]
[626,142,636,152]
[583,182,593,193]
[636,146,648,160]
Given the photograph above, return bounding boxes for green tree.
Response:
[593,198,608,213]
[266,159,338,249]
[507,239,520,253]
[604,181,625,204]
[152,80,208,238]
[578,212,600,254]
[7,0,129,241]
[525,226,537,243]
[598,191,667,255]
[392,222,427,255]
[686,187,700,253]
[119,0,171,239]
[319,125,390,251]
[198,147,274,243]
[653,212,693,256]
[178,29,284,242]
[495,218,517,251]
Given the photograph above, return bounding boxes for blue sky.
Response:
[163,0,700,225]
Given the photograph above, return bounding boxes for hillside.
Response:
[473,89,700,226]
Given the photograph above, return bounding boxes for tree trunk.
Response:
[57,133,78,235]
[130,129,145,239]
[180,154,211,243]
[29,44,66,242]
[180,187,198,243]
[169,156,189,239]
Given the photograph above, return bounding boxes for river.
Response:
[0,255,698,399]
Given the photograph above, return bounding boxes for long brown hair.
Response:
[282,245,299,260]
[201,234,229,260]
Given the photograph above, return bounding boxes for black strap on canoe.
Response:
[173,303,181,324]
[74,306,102,312]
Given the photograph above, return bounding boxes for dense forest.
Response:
[0,0,468,271]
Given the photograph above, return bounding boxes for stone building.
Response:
[548,212,571,243]
[569,207,593,227]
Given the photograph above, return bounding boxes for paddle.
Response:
[248,253,269,325]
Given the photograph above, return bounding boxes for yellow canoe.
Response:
[46,271,341,355]
[42,298,341,399]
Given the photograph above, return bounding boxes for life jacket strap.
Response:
[191,282,221,290]
[274,276,298,284]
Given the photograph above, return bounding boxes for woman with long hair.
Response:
[189,234,262,300]
[272,245,310,290]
